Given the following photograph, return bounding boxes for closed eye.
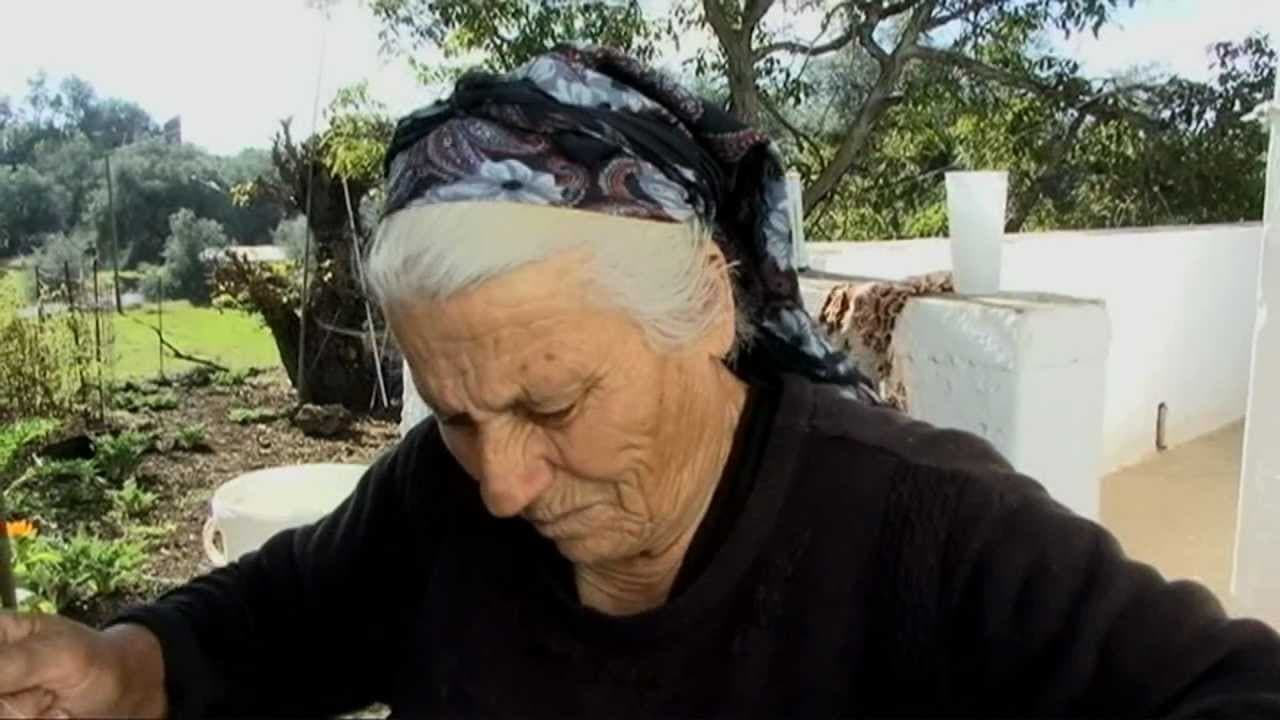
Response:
[527,403,577,427]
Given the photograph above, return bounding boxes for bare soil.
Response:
[64,370,399,626]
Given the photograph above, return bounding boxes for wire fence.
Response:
[3,259,119,423]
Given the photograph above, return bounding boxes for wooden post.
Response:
[92,257,105,421]
[341,176,388,409]
[63,261,87,398]
[33,266,43,323]
[294,15,329,405]
[158,274,165,380]
[104,154,124,315]
[0,525,17,611]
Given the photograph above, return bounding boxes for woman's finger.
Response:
[0,614,37,646]
[0,688,54,719]
[0,643,37,697]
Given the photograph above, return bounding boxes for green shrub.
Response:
[212,368,251,387]
[174,366,216,388]
[5,459,108,528]
[0,274,95,422]
[229,407,279,425]
[31,231,93,298]
[163,209,229,305]
[137,263,168,302]
[113,389,178,412]
[11,531,147,613]
[271,215,312,267]
[93,431,152,483]
[173,423,209,451]
[108,478,158,520]
[0,417,59,475]
[19,458,98,485]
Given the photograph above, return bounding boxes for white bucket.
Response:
[945,171,1008,294]
[202,463,367,566]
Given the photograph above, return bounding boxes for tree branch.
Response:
[855,0,923,19]
[744,0,778,29]
[910,46,1164,131]
[755,30,857,60]
[910,45,1046,93]
[701,0,736,47]
[855,16,889,63]
[1007,112,1089,232]
[804,0,937,211]
[927,0,1002,31]
[880,0,924,18]
[755,1,857,60]
[760,90,824,157]
[126,317,230,372]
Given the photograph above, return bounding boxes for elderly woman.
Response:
[1,47,1278,719]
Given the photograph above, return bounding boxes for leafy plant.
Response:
[137,262,168,302]
[11,531,147,613]
[18,458,98,485]
[173,423,209,451]
[228,406,280,425]
[114,389,179,412]
[108,478,158,521]
[31,231,93,296]
[270,215,311,266]
[212,368,251,388]
[0,417,59,475]
[5,459,108,528]
[162,209,230,305]
[93,431,152,483]
[0,272,97,422]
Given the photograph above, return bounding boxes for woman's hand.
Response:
[0,613,167,718]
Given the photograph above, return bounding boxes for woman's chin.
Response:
[552,532,626,564]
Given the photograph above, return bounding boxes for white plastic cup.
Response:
[945,171,1008,294]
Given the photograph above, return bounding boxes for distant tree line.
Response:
[0,73,285,303]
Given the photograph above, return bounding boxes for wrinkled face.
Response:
[387,249,734,565]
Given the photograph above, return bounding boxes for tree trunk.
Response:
[703,0,766,125]
[725,41,764,125]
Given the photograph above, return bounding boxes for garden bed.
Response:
[2,368,399,626]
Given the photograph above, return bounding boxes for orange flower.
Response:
[5,519,36,539]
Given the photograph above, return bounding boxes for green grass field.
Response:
[4,265,278,380]
[111,301,279,379]
[0,266,29,300]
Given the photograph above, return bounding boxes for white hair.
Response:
[364,201,753,355]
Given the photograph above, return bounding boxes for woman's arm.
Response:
[111,421,448,718]
[942,470,1280,717]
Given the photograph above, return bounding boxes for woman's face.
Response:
[388,249,735,566]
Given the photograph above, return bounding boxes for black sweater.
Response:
[116,374,1280,718]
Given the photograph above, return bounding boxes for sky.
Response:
[0,0,1276,156]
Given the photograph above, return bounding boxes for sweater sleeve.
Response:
[110,421,447,719]
[938,465,1280,718]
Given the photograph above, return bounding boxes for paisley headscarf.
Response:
[383,46,875,397]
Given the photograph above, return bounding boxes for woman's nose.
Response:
[471,424,553,518]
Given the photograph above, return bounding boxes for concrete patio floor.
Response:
[1101,422,1244,612]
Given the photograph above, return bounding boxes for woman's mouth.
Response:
[527,503,603,538]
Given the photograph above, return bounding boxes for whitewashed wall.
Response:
[895,294,1110,519]
[809,224,1264,473]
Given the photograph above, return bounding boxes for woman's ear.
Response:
[702,244,737,360]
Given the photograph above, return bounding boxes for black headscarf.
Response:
[382,46,875,398]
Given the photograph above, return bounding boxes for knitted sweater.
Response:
[117,373,1280,718]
